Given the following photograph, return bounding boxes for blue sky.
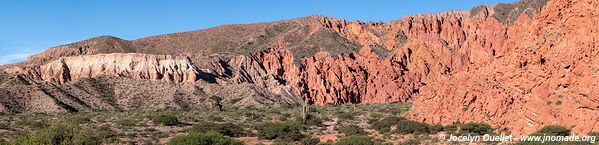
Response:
[0,0,518,65]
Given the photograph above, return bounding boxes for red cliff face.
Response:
[408,0,599,135]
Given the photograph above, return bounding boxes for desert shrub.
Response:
[335,135,374,145]
[187,122,246,137]
[65,115,91,125]
[532,125,571,136]
[366,118,378,125]
[258,123,306,141]
[394,120,430,134]
[370,116,406,132]
[398,138,421,145]
[368,113,383,120]
[443,124,459,133]
[9,123,116,145]
[429,124,444,133]
[296,115,324,127]
[152,114,179,126]
[272,139,295,145]
[335,124,366,136]
[300,136,320,145]
[244,111,264,121]
[117,119,137,127]
[397,138,422,145]
[23,120,49,130]
[278,113,292,121]
[337,111,357,120]
[168,131,243,145]
[318,140,334,145]
[459,122,493,135]
[208,115,225,122]
[72,125,117,144]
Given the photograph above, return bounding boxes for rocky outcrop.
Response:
[408,0,599,135]
[19,53,199,84]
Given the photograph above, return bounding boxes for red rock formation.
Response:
[409,0,599,135]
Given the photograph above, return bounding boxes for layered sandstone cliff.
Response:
[12,53,199,84]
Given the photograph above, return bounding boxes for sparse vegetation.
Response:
[187,122,247,137]
[152,114,180,126]
[492,0,548,24]
[335,124,366,136]
[393,120,431,135]
[531,125,571,136]
[8,123,116,145]
[0,103,461,144]
[370,116,406,133]
[168,131,243,145]
[258,122,306,141]
[459,122,494,135]
[335,135,375,145]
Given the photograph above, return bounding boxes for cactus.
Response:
[301,97,309,124]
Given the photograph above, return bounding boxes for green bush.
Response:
[459,122,493,135]
[300,136,320,145]
[335,135,374,145]
[168,131,243,145]
[306,116,324,127]
[187,122,246,137]
[335,124,366,136]
[152,114,180,126]
[393,120,430,134]
[370,116,406,132]
[9,123,116,145]
[258,123,306,141]
[532,125,571,136]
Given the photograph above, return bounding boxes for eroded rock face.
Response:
[408,0,599,135]
[20,53,199,84]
